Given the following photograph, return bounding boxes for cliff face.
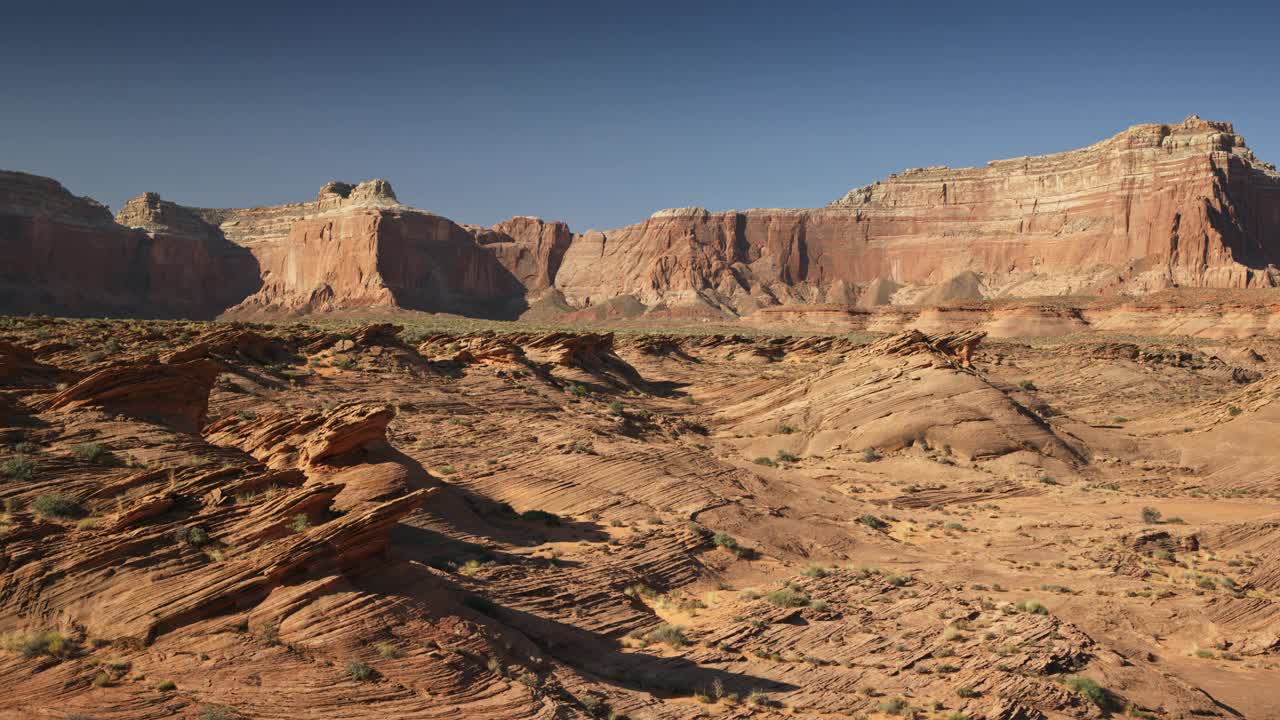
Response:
[210,180,530,318]
[2,116,1278,320]
[465,216,573,294]
[0,172,255,318]
[556,116,1280,313]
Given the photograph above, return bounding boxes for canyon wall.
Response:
[0,171,255,318]
[2,116,1278,322]
[556,116,1280,315]
[203,180,531,318]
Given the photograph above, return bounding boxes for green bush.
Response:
[800,565,828,578]
[775,449,800,463]
[646,623,687,647]
[32,493,83,519]
[1064,675,1107,707]
[862,447,881,462]
[2,630,76,658]
[175,525,210,546]
[753,456,776,467]
[521,509,562,526]
[1016,599,1048,615]
[70,442,106,462]
[858,514,889,530]
[1140,506,1162,524]
[764,588,810,607]
[1,456,36,480]
[607,400,624,416]
[346,659,375,681]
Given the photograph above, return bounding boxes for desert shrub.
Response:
[376,642,403,659]
[1039,475,1058,485]
[885,574,912,587]
[1016,599,1048,614]
[765,588,810,607]
[753,456,776,467]
[607,400,624,416]
[13,441,38,453]
[521,509,561,526]
[287,514,311,533]
[1019,380,1038,391]
[710,531,755,559]
[955,686,980,698]
[941,625,965,642]
[1140,506,1162,524]
[175,525,210,547]
[646,623,687,648]
[1064,675,1107,707]
[686,522,712,539]
[800,565,828,578]
[775,449,800,463]
[777,423,796,434]
[809,599,829,612]
[70,442,106,462]
[156,680,177,691]
[876,697,910,715]
[32,493,83,519]
[858,514,889,530]
[569,383,588,397]
[1227,404,1242,416]
[437,464,456,475]
[2,456,36,480]
[2,630,76,658]
[862,447,881,462]
[345,660,375,681]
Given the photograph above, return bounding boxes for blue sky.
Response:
[3,0,1278,230]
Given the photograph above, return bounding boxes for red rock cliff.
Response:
[200,180,527,318]
[0,172,256,318]
[554,116,1280,313]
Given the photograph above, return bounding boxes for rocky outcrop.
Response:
[37,358,221,432]
[212,180,528,317]
[205,402,396,469]
[466,216,573,293]
[0,172,258,318]
[0,341,61,386]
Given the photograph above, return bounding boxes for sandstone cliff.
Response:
[556,116,1280,315]
[0,172,256,318]
[206,180,530,318]
[3,116,1278,321]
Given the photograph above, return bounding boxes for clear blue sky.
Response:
[3,0,1278,231]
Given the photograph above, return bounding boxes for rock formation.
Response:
[557,117,1280,315]
[206,180,530,318]
[3,117,1279,321]
[0,172,257,318]
[37,358,222,433]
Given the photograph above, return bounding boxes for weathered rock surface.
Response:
[37,358,221,433]
[3,117,1280,322]
[466,216,573,294]
[556,117,1280,314]
[210,180,529,317]
[0,172,257,318]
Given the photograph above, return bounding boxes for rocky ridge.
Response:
[3,117,1279,324]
